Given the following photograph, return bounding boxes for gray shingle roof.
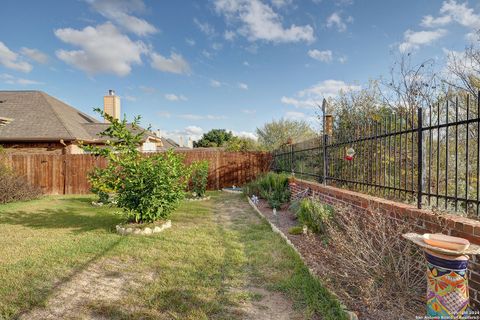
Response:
[0,91,98,141]
[0,91,170,146]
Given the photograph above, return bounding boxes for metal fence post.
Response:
[322,99,328,185]
[417,107,423,209]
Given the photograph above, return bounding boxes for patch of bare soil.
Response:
[236,287,302,320]
[19,259,152,320]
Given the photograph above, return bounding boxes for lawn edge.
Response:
[246,196,356,320]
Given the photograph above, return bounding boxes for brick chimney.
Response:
[103,89,120,122]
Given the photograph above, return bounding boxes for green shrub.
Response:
[258,173,290,209]
[189,160,209,197]
[117,150,189,222]
[82,109,190,223]
[288,226,303,235]
[243,172,290,209]
[295,198,333,234]
[243,179,261,197]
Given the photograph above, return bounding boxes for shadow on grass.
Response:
[16,237,124,319]
[0,206,122,233]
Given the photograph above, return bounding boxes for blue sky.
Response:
[0,0,479,143]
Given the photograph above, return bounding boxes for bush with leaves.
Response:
[82,109,190,223]
[189,160,209,197]
[259,172,290,209]
[244,172,290,209]
[293,198,334,235]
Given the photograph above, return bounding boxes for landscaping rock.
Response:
[116,220,172,236]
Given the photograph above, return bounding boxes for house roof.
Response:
[0,90,167,145]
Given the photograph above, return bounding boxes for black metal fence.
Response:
[272,92,480,218]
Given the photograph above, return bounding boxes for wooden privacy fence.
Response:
[2,150,272,195]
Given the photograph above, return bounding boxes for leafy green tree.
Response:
[256,119,316,151]
[224,136,262,152]
[82,108,190,223]
[189,160,209,197]
[194,129,233,148]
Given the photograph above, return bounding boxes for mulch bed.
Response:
[256,200,331,278]
[255,199,418,320]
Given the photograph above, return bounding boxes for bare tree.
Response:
[443,31,480,98]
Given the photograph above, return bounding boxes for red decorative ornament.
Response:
[345,147,355,161]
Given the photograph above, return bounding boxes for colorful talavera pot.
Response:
[425,250,469,317]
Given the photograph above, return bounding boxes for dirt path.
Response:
[213,195,302,320]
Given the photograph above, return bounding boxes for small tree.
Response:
[189,160,209,197]
[256,119,316,151]
[224,136,261,152]
[194,129,233,148]
[82,109,190,223]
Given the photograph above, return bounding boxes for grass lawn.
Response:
[0,192,346,320]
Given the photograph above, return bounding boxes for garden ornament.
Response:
[403,232,480,317]
[345,147,355,161]
[251,195,259,205]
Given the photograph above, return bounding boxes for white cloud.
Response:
[0,73,43,85]
[164,93,188,101]
[242,109,256,114]
[159,125,204,142]
[210,79,222,87]
[185,38,196,46]
[271,0,292,8]
[139,85,156,93]
[284,111,317,124]
[243,61,250,66]
[202,50,213,59]
[212,42,223,51]
[419,1,480,39]
[326,12,352,32]
[55,23,146,76]
[185,125,204,135]
[124,95,137,101]
[307,49,333,62]
[231,130,258,140]
[238,82,248,90]
[194,18,216,37]
[282,79,360,109]
[157,111,172,118]
[179,114,227,120]
[214,0,315,43]
[0,42,32,72]
[299,80,360,98]
[150,52,191,75]
[338,55,347,63]
[398,28,447,52]
[420,15,452,28]
[440,0,480,29]
[20,47,48,64]
[87,0,157,36]
[280,96,318,108]
[224,30,236,41]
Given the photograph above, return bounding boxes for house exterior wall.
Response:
[0,142,65,154]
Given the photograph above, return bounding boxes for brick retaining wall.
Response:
[289,178,480,309]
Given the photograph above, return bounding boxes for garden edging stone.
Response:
[246,197,358,320]
[116,220,172,236]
